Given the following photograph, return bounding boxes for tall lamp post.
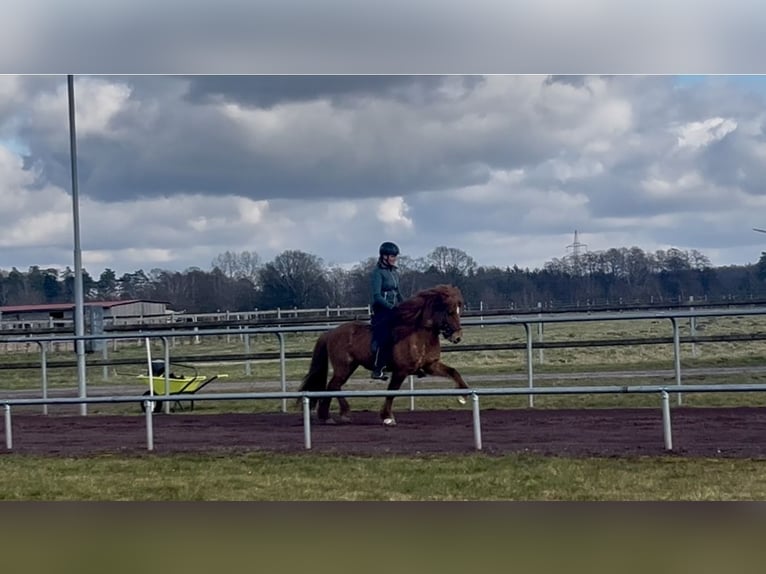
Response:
[67,74,87,416]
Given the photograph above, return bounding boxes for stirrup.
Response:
[370,369,388,381]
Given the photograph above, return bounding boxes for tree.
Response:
[424,246,477,289]
[258,250,329,309]
[118,270,152,300]
[95,268,119,300]
[211,250,261,285]
[60,267,96,301]
[42,272,61,302]
[758,252,766,283]
[4,268,28,304]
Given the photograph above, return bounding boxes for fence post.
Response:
[524,323,534,408]
[37,342,49,416]
[670,318,683,405]
[471,393,482,450]
[277,333,287,413]
[303,396,312,449]
[689,296,698,358]
[101,337,110,381]
[244,331,252,376]
[4,404,12,450]
[661,391,673,450]
[537,302,544,365]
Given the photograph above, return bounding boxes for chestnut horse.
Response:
[298,284,469,425]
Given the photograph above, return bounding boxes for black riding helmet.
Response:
[379,241,400,257]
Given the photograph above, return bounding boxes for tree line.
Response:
[2,245,766,313]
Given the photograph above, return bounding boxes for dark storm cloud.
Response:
[181,76,460,108]
[697,125,766,196]
[11,75,554,203]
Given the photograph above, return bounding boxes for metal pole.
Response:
[102,338,109,381]
[671,318,682,405]
[302,396,312,449]
[144,337,155,412]
[67,74,87,416]
[471,393,482,450]
[145,337,156,451]
[537,302,544,364]
[163,337,171,415]
[524,323,534,407]
[409,375,415,411]
[244,331,252,376]
[277,333,287,413]
[145,400,154,451]
[37,342,48,415]
[689,296,698,358]
[661,391,673,451]
[4,404,11,450]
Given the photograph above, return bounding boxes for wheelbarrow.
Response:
[138,360,228,413]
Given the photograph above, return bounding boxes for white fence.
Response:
[4,306,766,453]
[6,382,766,452]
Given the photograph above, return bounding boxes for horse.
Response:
[298,284,470,426]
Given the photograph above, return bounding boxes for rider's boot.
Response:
[370,349,388,381]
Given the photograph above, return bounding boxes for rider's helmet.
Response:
[379,241,400,257]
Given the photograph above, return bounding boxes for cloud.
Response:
[676,117,738,149]
[2,74,766,277]
[376,197,413,230]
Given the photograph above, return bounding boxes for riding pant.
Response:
[371,304,395,369]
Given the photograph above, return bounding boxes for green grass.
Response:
[2,451,766,501]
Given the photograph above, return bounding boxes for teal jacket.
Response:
[370,262,403,310]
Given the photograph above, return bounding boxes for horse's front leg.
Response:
[379,373,406,426]
[425,361,470,404]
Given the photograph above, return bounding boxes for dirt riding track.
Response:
[4,406,766,458]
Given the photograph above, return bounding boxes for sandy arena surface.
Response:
[3,406,766,458]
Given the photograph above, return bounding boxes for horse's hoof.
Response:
[382,417,397,426]
[457,396,467,405]
[318,417,336,425]
[337,415,352,424]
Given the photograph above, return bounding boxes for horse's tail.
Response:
[297,333,330,409]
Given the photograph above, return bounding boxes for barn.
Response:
[0,299,171,329]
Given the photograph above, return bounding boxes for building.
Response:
[0,300,171,328]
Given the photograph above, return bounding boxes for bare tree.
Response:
[424,246,477,288]
[258,250,329,309]
[211,250,261,285]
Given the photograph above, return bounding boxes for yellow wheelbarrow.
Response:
[138,360,228,413]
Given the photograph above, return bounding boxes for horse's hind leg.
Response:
[316,395,333,423]
[322,365,356,424]
[327,374,351,423]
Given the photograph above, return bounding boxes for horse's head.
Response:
[394,284,465,343]
[424,285,464,344]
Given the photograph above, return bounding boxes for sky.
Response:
[2,74,766,277]
[2,0,766,277]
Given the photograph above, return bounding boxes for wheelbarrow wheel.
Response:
[140,391,162,413]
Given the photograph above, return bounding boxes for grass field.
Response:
[2,451,766,501]
[3,313,766,501]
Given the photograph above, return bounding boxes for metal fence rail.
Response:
[4,383,766,453]
[3,305,766,415]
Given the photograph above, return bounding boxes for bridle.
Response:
[439,305,461,339]
[440,322,455,339]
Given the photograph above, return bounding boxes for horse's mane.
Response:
[393,284,463,335]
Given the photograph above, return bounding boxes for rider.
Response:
[369,241,403,380]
